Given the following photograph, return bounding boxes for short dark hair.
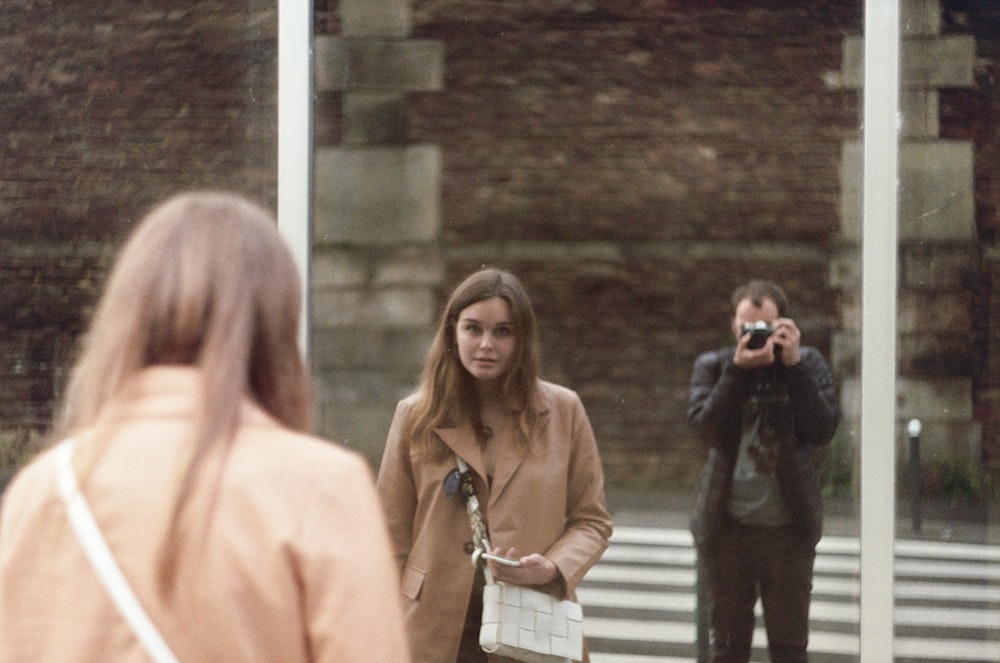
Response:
[731,280,788,317]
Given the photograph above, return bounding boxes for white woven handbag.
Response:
[450,455,584,663]
[479,580,584,663]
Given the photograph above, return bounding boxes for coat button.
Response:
[463,542,475,554]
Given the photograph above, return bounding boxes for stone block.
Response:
[830,329,860,376]
[314,145,441,244]
[901,36,976,88]
[319,400,399,468]
[900,243,978,290]
[900,89,938,138]
[839,37,863,89]
[838,142,863,240]
[311,247,444,289]
[841,34,974,89]
[373,247,444,286]
[899,141,975,240]
[343,93,410,146]
[829,244,861,290]
[901,0,941,37]
[838,378,862,420]
[340,0,410,38]
[898,332,974,377]
[312,249,368,289]
[840,140,974,241]
[312,286,437,328]
[897,291,971,333]
[838,376,973,423]
[311,327,434,372]
[315,370,417,464]
[315,37,444,92]
[896,376,973,421]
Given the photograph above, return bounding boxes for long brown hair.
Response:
[53,191,312,594]
[407,268,540,457]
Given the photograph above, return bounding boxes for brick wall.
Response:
[0,1,278,464]
[396,0,863,485]
[941,2,1000,467]
[3,0,998,488]
[374,0,1000,485]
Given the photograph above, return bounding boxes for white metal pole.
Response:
[860,1,899,661]
[277,0,313,360]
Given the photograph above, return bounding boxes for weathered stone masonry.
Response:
[2,1,999,495]
[313,0,1000,490]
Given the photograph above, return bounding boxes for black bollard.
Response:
[908,418,922,533]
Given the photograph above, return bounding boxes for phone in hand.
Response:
[481,552,522,567]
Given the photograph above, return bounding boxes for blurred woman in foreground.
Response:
[0,191,410,663]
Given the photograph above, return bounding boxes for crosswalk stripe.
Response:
[584,619,997,663]
[598,547,1000,581]
[896,558,1000,580]
[609,526,1000,562]
[579,586,1000,629]
[583,618,860,655]
[895,580,1000,602]
[580,525,1000,662]
[591,655,690,663]
[895,604,1000,629]
[895,538,1000,562]
[585,564,1000,604]
[893,635,1000,661]
[584,617,1000,661]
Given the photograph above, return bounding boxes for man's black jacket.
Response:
[687,346,840,548]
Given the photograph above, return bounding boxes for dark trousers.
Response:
[699,521,816,663]
[457,569,487,663]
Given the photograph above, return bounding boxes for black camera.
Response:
[741,321,775,349]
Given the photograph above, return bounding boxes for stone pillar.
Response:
[312,0,444,463]
[833,0,980,474]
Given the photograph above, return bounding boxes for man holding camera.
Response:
[687,279,840,663]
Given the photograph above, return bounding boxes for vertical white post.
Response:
[860,1,899,661]
[277,0,313,360]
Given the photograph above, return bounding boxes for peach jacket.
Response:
[0,367,410,663]
[376,380,613,663]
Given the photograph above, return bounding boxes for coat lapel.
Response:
[485,392,552,505]
[434,386,553,504]
[487,444,523,505]
[435,424,486,481]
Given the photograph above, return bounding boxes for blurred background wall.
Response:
[3,0,999,501]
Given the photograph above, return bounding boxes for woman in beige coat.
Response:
[377,268,613,663]
[0,192,410,663]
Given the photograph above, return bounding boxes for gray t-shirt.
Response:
[727,392,794,526]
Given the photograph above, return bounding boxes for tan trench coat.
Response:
[0,367,410,663]
[376,380,613,663]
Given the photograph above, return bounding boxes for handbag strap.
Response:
[54,440,181,663]
[454,455,495,583]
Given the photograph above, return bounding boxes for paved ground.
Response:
[582,513,1000,663]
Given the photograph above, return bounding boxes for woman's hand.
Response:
[487,547,558,586]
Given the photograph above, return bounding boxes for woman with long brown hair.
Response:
[377,267,613,662]
[0,191,410,663]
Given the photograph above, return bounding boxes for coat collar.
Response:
[433,387,551,504]
[109,365,273,427]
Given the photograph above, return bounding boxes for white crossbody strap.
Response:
[54,441,180,663]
